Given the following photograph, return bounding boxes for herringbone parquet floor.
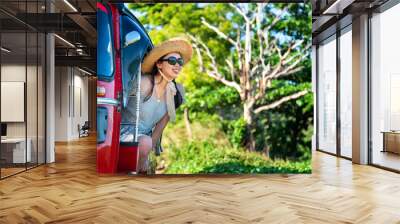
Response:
[1,135,400,223]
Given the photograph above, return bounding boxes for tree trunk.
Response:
[243,102,256,151]
[184,108,193,140]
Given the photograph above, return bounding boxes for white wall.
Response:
[1,65,26,141]
[55,66,69,141]
[1,65,38,137]
[1,65,26,137]
[72,72,89,138]
[54,67,89,141]
[1,63,46,164]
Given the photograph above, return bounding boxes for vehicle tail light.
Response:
[97,86,106,97]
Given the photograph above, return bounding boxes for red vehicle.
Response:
[97,3,153,173]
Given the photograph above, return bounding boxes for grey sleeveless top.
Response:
[120,74,167,140]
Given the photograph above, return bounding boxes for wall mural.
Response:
[97,2,312,175]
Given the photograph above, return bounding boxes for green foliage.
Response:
[264,97,313,161]
[181,84,241,119]
[164,139,311,174]
[225,117,247,148]
[257,64,313,160]
[128,3,313,162]
[128,3,233,61]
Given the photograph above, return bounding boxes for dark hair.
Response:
[143,61,183,109]
[173,80,184,109]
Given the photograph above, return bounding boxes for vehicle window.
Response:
[120,14,152,107]
[97,8,114,79]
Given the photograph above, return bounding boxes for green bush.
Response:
[164,139,311,174]
[225,117,248,148]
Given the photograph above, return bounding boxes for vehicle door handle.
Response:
[97,97,120,107]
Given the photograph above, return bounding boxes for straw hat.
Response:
[142,38,193,73]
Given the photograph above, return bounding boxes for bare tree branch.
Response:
[184,108,193,140]
[189,4,309,121]
[274,57,305,79]
[283,42,311,65]
[188,34,216,66]
[201,17,245,73]
[186,3,310,151]
[192,42,204,73]
[262,40,308,83]
[250,64,260,77]
[201,17,237,46]
[236,29,243,71]
[209,71,242,93]
[281,40,304,60]
[188,33,242,94]
[276,66,304,78]
[254,90,309,114]
[256,3,266,73]
[274,43,311,79]
[226,58,236,81]
[264,6,289,33]
[229,3,250,23]
[243,15,252,97]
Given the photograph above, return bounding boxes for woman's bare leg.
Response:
[138,135,152,172]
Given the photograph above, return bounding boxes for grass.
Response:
[163,140,311,174]
[158,114,311,174]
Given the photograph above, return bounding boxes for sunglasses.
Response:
[160,56,184,66]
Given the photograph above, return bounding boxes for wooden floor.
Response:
[1,167,26,178]
[1,163,46,178]
[0,136,400,223]
[372,150,400,171]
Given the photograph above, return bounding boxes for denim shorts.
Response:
[120,124,163,156]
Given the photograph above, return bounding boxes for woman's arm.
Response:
[151,113,170,147]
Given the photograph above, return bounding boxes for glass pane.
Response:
[0,0,46,178]
[317,36,337,154]
[27,31,38,169]
[340,28,352,158]
[38,32,45,165]
[371,4,400,171]
[1,30,27,177]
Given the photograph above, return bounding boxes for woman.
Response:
[120,38,192,174]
